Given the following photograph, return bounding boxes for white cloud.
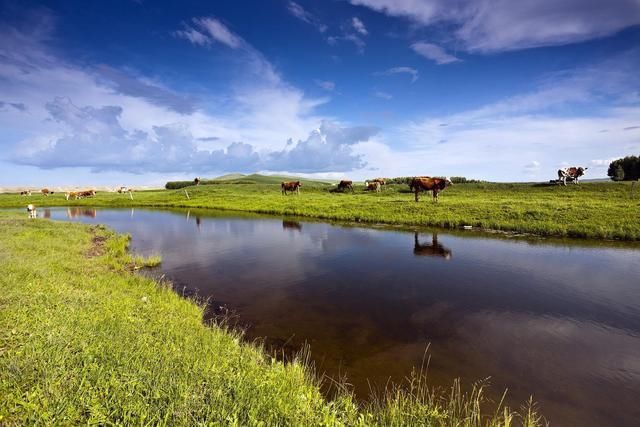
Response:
[314,80,336,91]
[411,42,460,64]
[352,17,368,35]
[350,0,640,53]
[175,17,245,49]
[1,10,378,176]
[374,66,419,83]
[373,90,393,100]
[287,1,328,33]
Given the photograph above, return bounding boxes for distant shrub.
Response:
[608,155,640,181]
[165,181,194,190]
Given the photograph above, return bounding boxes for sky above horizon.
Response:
[1,0,639,187]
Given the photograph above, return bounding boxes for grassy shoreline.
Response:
[2,181,639,240]
[0,213,542,425]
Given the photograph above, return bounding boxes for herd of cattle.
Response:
[19,187,133,200]
[280,166,589,202]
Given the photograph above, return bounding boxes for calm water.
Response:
[46,207,640,426]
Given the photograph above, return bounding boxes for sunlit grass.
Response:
[2,180,638,240]
[0,213,545,425]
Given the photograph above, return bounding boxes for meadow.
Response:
[2,177,639,240]
[0,212,543,425]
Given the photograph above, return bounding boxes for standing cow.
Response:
[364,181,381,192]
[337,180,354,192]
[410,177,452,202]
[281,181,302,195]
[41,188,53,196]
[557,167,588,185]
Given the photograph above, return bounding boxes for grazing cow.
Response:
[27,204,36,218]
[337,180,354,192]
[77,190,96,198]
[281,181,302,195]
[557,167,588,186]
[372,178,386,185]
[414,232,452,260]
[65,191,79,200]
[194,177,201,186]
[20,190,31,196]
[365,181,381,192]
[410,177,452,202]
[116,186,130,193]
[41,188,53,196]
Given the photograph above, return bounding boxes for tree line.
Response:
[608,155,640,181]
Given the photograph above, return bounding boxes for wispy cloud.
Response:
[175,17,245,49]
[374,66,419,83]
[287,1,327,33]
[411,42,460,64]
[352,17,368,35]
[373,90,393,100]
[350,0,640,53]
[314,80,336,91]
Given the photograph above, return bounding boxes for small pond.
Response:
[43,207,640,426]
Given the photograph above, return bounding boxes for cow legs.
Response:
[433,190,439,202]
[414,188,419,202]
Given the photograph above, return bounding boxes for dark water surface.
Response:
[46,207,640,426]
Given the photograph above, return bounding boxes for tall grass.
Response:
[0,213,545,425]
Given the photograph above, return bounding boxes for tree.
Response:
[608,155,640,181]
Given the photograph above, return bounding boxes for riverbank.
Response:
[2,181,638,240]
[0,213,542,425]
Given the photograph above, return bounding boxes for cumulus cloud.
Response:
[12,98,374,174]
[350,0,640,53]
[287,1,328,32]
[352,17,368,35]
[411,42,460,64]
[374,66,419,82]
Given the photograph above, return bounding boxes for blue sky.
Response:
[1,0,639,186]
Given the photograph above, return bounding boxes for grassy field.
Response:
[0,213,542,425]
[2,179,639,240]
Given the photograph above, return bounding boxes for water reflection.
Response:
[66,207,97,218]
[282,220,302,231]
[44,207,640,427]
[413,232,452,259]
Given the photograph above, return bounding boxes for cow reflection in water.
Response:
[67,208,97,218]
[282,220,302,231]
[195,216,201,230]
[413,232,452,260]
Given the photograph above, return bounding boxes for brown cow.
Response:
[41,188,53,196]
[20,190,31,196]
[365,181,381,192]
[65,191,79,200]
[410,177,452,202]
[77,189,96,198]
[337,180,354,192]
[414,232,452,260]
[281,181,302,195]
[557,167,588,186]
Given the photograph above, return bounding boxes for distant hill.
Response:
[165,173,335,189]
[213,173,246,181]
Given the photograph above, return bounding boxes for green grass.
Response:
[0,213,543,425]
[3,180,639,240]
